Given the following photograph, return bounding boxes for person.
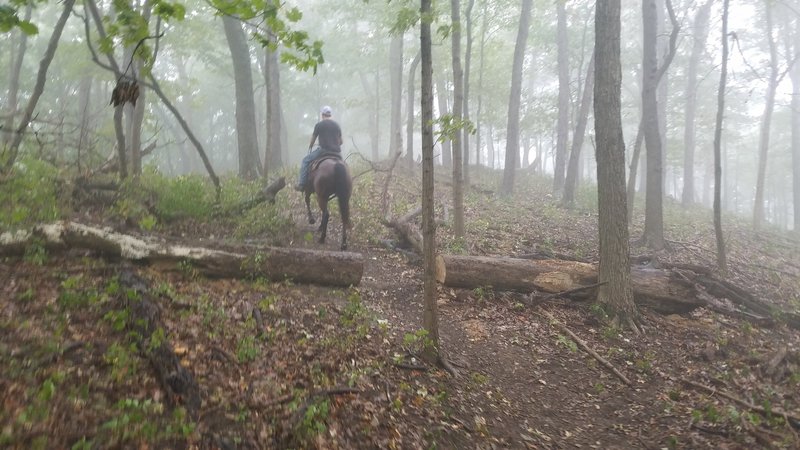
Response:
[295,106,343,191]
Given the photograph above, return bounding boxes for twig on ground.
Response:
[537,310,632,386]
[393,362,428,371]
[680,378,800,430]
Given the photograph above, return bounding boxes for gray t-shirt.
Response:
[313,119,342,152]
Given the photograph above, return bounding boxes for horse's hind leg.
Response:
[340,223,347,251]
[317,198,329,244]
[319,209,329,244]
[305,192,315,224]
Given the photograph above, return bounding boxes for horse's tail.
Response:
[334,162,351,229]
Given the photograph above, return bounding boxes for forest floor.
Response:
[2,165,800,449]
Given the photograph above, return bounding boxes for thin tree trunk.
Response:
[2,3,32,147]
[420,0,439,362]
[265,32,283,175]
[554,0,570,194]
[792,21,800,233]
[406,52,421,170]
[501,0,533,195]
[462,0,475,184]
[682,0,712,206]
[714,0,730,273]
[389,34,404,158]
[562,53,595,206]
[475,0,488,169]
[3,0,76,173]
[451,0,465,238]
[436,76,452,166]
[753,4,778,230]
[148,75,221,195]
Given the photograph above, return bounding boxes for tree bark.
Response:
[713,0,730,273]
[682,0,713,207]
[462,0,475,183]
[641,0,665,250]
[420,0,440,361]
[500,0,533,195]
[406,52,421,170]
[595,0,638,328]
[435,76,452,167]
[0,222,363,286]
[264,32,283,173]
[3,0,76,173]
[223,15,261,180]
[436,255,702,314]
[389,34,404,159]
[1,3,32,147]
[562,53,595,206]
[792,16,800,233]
[554,0,570,194]
[451,0,465,238]
[753,3,779,230]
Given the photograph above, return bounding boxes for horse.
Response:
[303,155,352,250]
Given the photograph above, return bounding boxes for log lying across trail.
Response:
[1,221,363,287]
[436,254,745,315]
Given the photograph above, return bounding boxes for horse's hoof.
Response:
[340,245,348,251]
[309,218,315,225]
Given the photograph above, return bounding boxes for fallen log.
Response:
[1,221,363,287]
[217,177,286,216]
[435,254,709,314]
[118,270,201,416]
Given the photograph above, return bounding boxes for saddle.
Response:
[309,151,343,172]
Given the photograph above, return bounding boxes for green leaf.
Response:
[17,20,38,35]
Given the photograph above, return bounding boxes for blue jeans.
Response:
[298,146,324,187]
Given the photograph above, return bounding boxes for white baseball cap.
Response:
[321,105,333,116]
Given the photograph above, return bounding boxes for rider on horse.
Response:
[295,106,343,191]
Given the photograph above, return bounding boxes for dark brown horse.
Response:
[304,156,352,250]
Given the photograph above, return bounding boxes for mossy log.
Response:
[1,221,363,287]
[435,254,710,314]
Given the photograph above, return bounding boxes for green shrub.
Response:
[0,158,61,229]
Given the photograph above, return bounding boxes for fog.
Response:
[1,0,799,230]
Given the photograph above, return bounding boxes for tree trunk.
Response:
[594,0,638,328]
[0,222,364,286]
[451,0,465,238]
[389,34,404,158]
[562,52,595,206]
[753,3,778,230]
[264,33,283,175]
[641,0,665,250]
[713,0,730,273]
[1,3,32,147]
[792,18,800,233]
[435,76,452,166]
[554,0,570,194]
[223,15,261,180]
[359,70,380,162]
[501,0,533,195]
[420,0,440,362]
[406,52,421,170]
[3,0,76,173]
[462,0,476,184]
[682,0,713,206]
[474,0,488,168]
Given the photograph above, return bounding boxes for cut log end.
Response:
[435,254,446,284]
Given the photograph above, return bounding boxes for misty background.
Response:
[2,0,799,230]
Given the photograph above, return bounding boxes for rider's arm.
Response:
[308,132,317,151]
